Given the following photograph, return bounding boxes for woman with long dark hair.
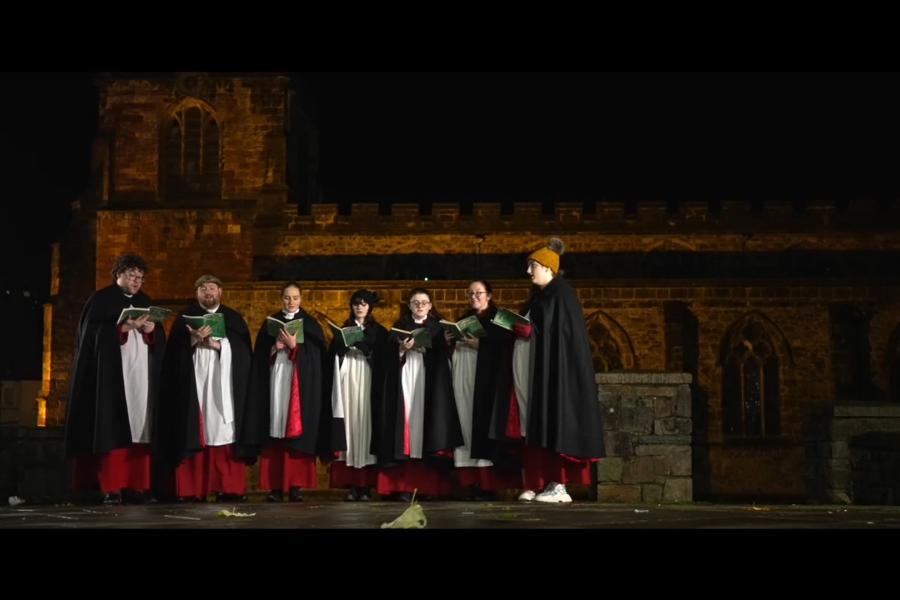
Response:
[325,289,389,501]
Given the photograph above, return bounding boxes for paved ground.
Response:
[3,496,900,529]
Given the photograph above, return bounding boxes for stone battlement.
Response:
[287,199,899,233]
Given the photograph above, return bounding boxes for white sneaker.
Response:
[535,482,572,504]
[518,490,536,502]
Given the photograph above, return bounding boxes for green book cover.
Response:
[266,316,305,344]
[117,305,174,325]
[490,307,530,331]
[391,327,432,349]
[439,315,487,340]
[182,312,226,339]
[328,320,366,348]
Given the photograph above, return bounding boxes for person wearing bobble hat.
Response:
[512,238,605,503]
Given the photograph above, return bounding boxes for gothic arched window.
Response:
[722,318,781,437]
[163,102,220,199]
[588,319,624,372]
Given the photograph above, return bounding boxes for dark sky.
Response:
[1,71,899,299]
[305,72,900,204]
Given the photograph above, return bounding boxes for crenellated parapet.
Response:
[275,200,900,256]
[284,198,900,235]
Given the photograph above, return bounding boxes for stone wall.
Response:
[0,427,67,504]
[808,405,900,504]
[596,373,693,503]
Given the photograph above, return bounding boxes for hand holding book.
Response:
[183,313,226,340]
[439,315,487,341]
[327,319,365,348]
[391,327,432,349]
[490,308,530,331]
[117,306,173,326]
[266,316,304,344]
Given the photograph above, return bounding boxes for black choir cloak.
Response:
[454,306,518,465]
[158,303,254,467]
[376,315,463,464]
[64,284,167,457]
[523,276,605,458]
[323,318,390,454]
[247,309,327,455]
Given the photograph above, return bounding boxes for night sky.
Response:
[1,72,898,378]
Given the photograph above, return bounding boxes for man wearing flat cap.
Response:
[158,274,254,502]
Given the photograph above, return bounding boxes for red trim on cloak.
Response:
[285,345,303,437]
[505,386,522,439]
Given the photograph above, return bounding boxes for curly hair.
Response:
[110,253,148,281]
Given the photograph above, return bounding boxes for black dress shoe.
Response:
[216,493,247,503]
[344,488,359,502]
[267,491,284,502]
[288,487,303,502]
[120,489,157,504]
[474,490,497,501]
[102,492,122,505]
[357,487,371,501]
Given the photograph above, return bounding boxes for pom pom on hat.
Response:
[527,238,565,274]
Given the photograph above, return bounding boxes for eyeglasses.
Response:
[409,300,431,307]
[466,291,487,298]
[122,271,145,283]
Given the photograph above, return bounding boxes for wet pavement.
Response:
[3,495,900,529]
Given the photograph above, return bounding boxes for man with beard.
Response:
[159,274,254,502]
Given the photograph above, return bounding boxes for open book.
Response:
[327,320,365,348]
[266,316,305,343]
[391,327,432,349]
[117,306,173,326]
[490,307,530,331]
[440,315,487,340]
[182,312,226,340]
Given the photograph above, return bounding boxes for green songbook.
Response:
[327,320,366,348]
[117,306,173,326]
[490,307,530,331]
[439,315,487,340]
[182,312,226,339]
[266,316,305,344]
[391,327,432,349]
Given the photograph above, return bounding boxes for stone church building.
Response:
[34,72,900,504]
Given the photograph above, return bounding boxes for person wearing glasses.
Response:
[513,238,605,504]
[158,275,255,503]
[64,253,167,505]
[248,281,327,502]
[375,288,462,500]
[324,289,389,501]
[445,280,521,500]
